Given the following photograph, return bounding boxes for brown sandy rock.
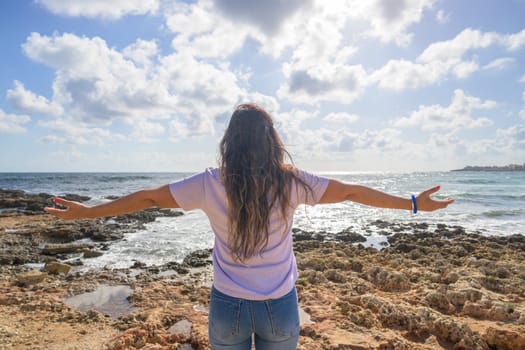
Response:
[15,270,47,286]
[364,265,411,292]
[44,261,71,275]
[485,327,525,350]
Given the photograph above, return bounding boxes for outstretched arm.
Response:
[44,185,179,220]
[319,179,453,212]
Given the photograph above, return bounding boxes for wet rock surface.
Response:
[1,189,524,349]
[0,189,89,214]
[0,189,184,265]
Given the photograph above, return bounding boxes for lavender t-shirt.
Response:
[169,167,329,300]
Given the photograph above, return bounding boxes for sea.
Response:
[1,170,524,271]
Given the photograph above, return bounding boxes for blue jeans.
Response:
[208,286,300,349]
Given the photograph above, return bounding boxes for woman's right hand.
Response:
[44,197,88,220]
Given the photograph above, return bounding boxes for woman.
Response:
[45,103,453,349]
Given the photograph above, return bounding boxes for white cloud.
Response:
[496,125,525,149]
[436,9,449,24]
[165,1,217,35]
[418,28,500,63]
[162,0,434,105]
[453,60,479,79]
[272,108,403,166]
[241,93,280,116]
[122,39,158,68]
[20,32,247,143]
[504,28,525,51]
[213,0,311,37]
[428,131,463,152]
[168,118,192,140]
[278,64,368,105]
[269,0,435,101]
[371,27,525,90]
[38,118,116,145]
[35,0,159,19]
[276,108,319,133]
[483,57,515,71]
[369,59,447,90]
[455,125,525,156]
[336,128,402,152]
[6,80,63,116]
[23,32,124,78]
[173,25,245,59]
[323,112,360,124]
[166,1,249,59]
[360,0,435,46]
[129,120,165,143]
[156,51,244,120]
[164,0,313,59]
[419,28,525,64]
[394,89,496,130]
[520,75,525,83]
[0,109,31,134]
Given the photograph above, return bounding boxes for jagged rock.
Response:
[182,249,212,268]
[446,288,482,308]
[336,228,367,243]
[44,261,71,275]
[15,270,47,286]
[325,269,345,283]
[113,208,184,224]
[485,327,525,350]
[41,243,94,255]
[425,291,455,314]
[0,189,89,214]
[292,229,325,242]
[364,266,411,292]
[82,249,104,258]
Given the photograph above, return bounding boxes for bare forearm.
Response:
[82,190,155,218]
[320,180,453,212]
[346,185,412,210]
[45,185,179,220]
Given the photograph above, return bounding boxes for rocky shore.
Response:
[1,189,524,349]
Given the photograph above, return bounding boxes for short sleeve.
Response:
[169,171,206,211]
[293,169,329,206]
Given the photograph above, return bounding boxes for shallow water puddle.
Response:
[64,284,137,319]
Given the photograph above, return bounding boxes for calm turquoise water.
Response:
[1,171,524,269]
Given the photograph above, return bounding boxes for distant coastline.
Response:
[452,163,525,171]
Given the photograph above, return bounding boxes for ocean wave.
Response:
[454,179,500,185]
[479,208,524,218]
[454,193,525,202]
[97,175,154,182]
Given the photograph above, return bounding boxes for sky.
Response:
[1,0,524,173]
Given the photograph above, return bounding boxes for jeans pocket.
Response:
[266,288,300,339]
[209,289,242,342]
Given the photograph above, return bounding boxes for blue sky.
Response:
[1,0,524,172]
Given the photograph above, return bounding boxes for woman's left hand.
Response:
[416,186,454,212]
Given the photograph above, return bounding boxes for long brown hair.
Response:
[219,103,310,262]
